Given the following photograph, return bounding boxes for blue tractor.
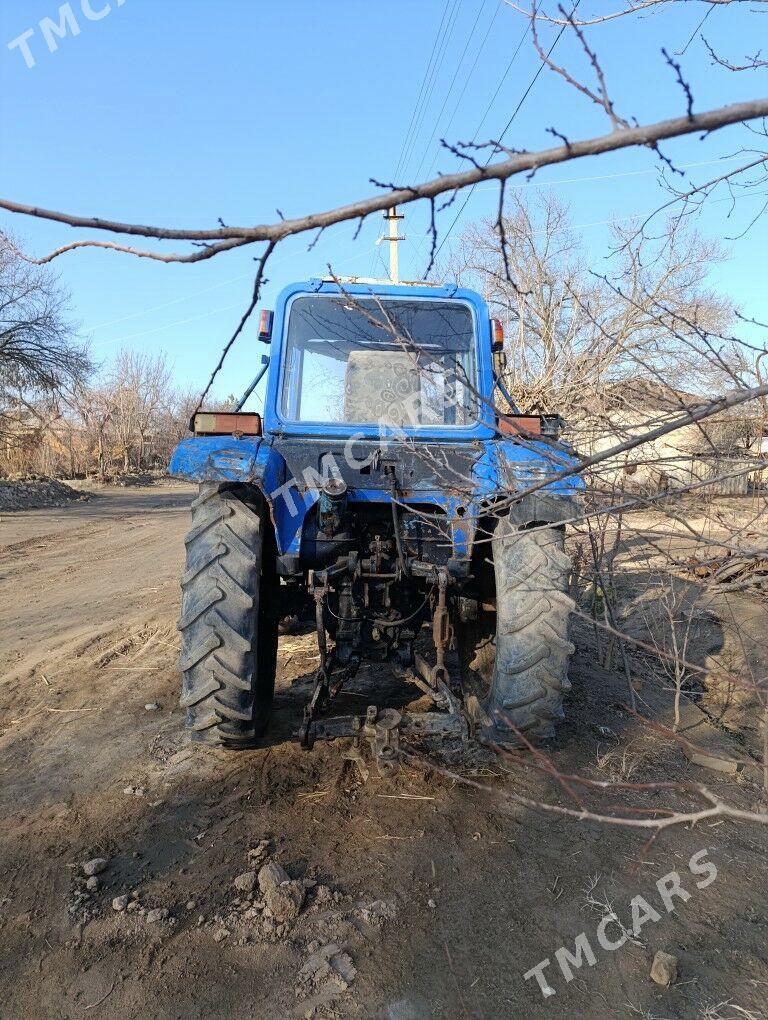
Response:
[169,275,582,765]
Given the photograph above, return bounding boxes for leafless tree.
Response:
[65,381,114,480]
[450,193,737,421]
[0,236,91,453]
[107,350,173,471]
[151,385,200,468]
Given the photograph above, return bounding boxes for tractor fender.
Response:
[168,435,313,554]
[169,435,271,486]
[469,437,584,536]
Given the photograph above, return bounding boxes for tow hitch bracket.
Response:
[297,562,469,772]
[304,704,469,776]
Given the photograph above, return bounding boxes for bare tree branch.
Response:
[403,751,768,830]
[8,236,252,266]
[502,0,766,28]
[0,99,767,263]
[702,36,768,71]
[194,241,276,411]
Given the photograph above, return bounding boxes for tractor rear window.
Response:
[280,295,477,428]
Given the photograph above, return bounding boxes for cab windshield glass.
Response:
[280,295,477,427]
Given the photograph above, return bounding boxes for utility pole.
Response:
[384,206,405,284]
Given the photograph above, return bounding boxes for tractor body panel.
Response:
[169,430,582,561]
[169,278,583,564]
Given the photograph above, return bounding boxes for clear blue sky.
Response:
[1,0,765,408]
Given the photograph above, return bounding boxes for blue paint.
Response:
[169,280,583,558]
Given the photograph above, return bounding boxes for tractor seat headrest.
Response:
[344,349,421,426]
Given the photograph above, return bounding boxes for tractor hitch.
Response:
[303,704,469,776]
[298,554,468,773]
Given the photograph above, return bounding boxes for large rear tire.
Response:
[178,484,279,747]
[458,518,574,746]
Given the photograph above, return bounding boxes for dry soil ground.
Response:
[1,483,767,1019]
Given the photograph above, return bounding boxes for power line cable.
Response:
[468,154,745,196]
[426,29,531,269]
[399,0,463,182]
[373,0,457,277]
[424,0,504,180]
[676,1,716,56]
[94,244,380,347]
[404,12,527,278]
[429,2,581,271]
[410,0,489,182]
[465,25,530,149]
[392,0,455,184]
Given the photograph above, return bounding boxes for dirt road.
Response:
[1,484,766,1019]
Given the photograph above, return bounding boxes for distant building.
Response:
[570,380,765,497]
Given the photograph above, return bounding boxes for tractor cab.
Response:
[267,281,488,437]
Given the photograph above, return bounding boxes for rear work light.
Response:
[490,318,507,378]
[194,412,263,437]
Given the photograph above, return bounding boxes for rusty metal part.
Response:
[310,708,467,743]
[363,705,401,776]
[299,660,331,750]
[343,742,370,783]
[299,586,332,747]
[299,650,363,749]
[300,580,359,748]
[299,551,464,762]
[314,586,328,669]
[431,569,452,686]
[404,666,445,706]
[434,672,462,717]
[389,474,410,578]
[407,656,459,716]
[300,650,363,745]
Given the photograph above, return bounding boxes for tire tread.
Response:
[459,520,575,746]
[177,484,276,747]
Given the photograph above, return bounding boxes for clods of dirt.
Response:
[296,942,357,1001]
[82,857,109,877]
[259,861,306,922]
[650,950,678,986]
[0,475,91,511]
[233,870,258,893]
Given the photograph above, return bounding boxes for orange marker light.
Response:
[258,309,274,341]
[491,318,504,351]
[194,412,262,436]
